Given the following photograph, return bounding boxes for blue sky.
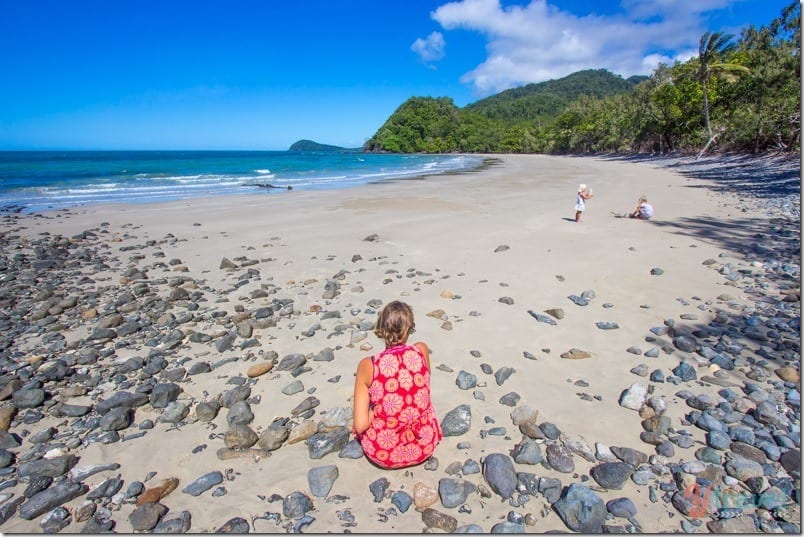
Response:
[0,0,791,150]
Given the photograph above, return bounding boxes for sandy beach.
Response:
[0,154,799,533]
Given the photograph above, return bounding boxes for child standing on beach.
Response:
[574,183,594,222]
[352,301,442,469]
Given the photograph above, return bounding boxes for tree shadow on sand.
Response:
[648,215,798,260]
[600,152,801,199]
[597,153,800,259]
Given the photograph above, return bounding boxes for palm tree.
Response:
[695,32,751,156]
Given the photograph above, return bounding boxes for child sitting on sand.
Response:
[629,195,654,219]
[352,301,442,469]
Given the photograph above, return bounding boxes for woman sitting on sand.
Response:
[352,301,442,469]
[630,195,654,220]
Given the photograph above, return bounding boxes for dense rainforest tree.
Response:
[693,32,752,157]
[365,1,799,156]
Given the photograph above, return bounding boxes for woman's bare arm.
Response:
[352,357,373,435]
[413,341,431,371]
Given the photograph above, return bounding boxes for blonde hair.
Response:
[639,195,648,203]
[578,184,587,192]
[374,301,414,347]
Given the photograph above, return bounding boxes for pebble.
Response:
[369,477,390,503]
[413,482,439,508]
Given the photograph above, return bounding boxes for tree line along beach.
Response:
[0,153,799,533]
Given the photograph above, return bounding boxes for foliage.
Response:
[365,2,800,156]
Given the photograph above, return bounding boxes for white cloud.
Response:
[431,0,739,95]
[411,31,447,64]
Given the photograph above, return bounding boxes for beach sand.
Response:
[0,154,799,533]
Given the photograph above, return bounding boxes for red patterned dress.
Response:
[358,344,442,469]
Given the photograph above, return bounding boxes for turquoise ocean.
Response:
[0,151,485,213]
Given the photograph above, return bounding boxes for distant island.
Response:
[289,139,362,152]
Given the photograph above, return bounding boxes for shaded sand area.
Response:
[0,154,799,533]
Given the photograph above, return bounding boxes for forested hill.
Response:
[289,139,359,152]
[466,69,645,124]
[364,1,800,156]
[364,69,649,153]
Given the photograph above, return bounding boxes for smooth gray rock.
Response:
[153,510,192,533]
[150,383,181,408]
[12,388,46,409]
[19,481,88,520]
[307,427,349,459]
[307,465,339,497]
[291,396,320,417]
[18,454,79,479]
[606,497,637,518]
[590,462,633,490]
[86,474,124,499]
[494,367,516,386]
[369,477,390,502]
[483,453,516,499]
[499,392,521,406]
[0,496,24,525]
[456,371,477,390]
[130,502,169,531]
[706,430,731,450]
[100,407,132,431]
[545,443,574,473]
[438,478,476,508]
[283,491,314,519]
[673,362,697,382]
[391,491,413,513]
[95,391,148,414]
[259,418,291,451]
[69,463,121,482]
[182,471,223,496]
[195,401,220,421]
[158,401,189,423]
[215,517,250,533]
[282,380,304,396]
[40,506,71,533]
[224,425,259,449]
[610,446,648,467]
[456,524,485,533]
[673,336,698,353]
[226,401,254,427]
[510,438,543,465]
[277,354,307,371]
[553,483,607,533]
[725,458,765,482]
[338,439,363,459]
[528,310,558,325]
[441,405,472,436]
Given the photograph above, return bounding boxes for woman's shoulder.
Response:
[412,341,429,353]
[357,356,374,375]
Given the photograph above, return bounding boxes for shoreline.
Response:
[0,154,799,533]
